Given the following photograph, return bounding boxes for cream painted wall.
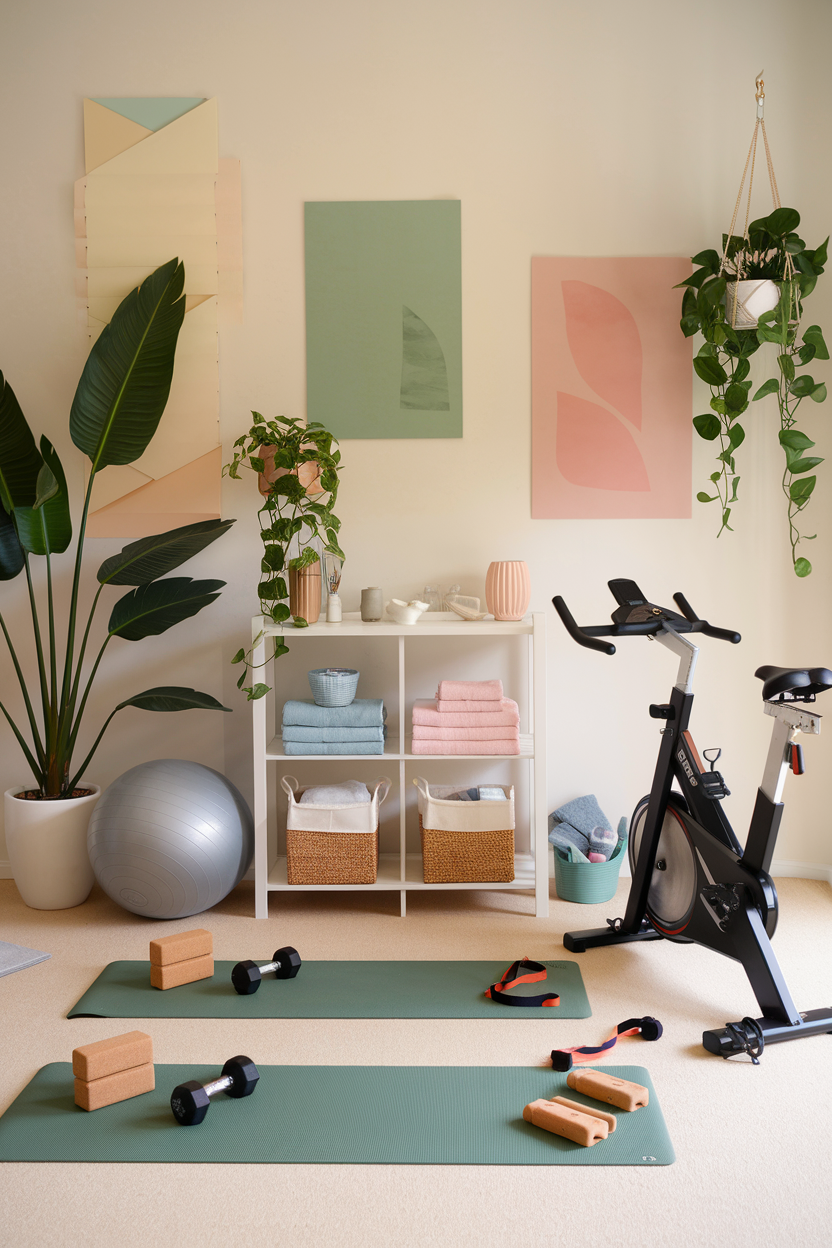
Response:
[1,0,831,873]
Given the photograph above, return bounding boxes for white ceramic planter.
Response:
[4,784,100,910]
[724,279,780,329]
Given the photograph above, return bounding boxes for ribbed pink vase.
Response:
[485,561,531,621]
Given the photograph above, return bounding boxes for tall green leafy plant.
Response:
[679,207,828,575]
[0,259,234,797]
[224,411,343,700]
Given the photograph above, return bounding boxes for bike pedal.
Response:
[699,770,730,800]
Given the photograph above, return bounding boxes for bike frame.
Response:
[561,623,832,1054]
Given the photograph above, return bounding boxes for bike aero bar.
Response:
[552,587,741,656]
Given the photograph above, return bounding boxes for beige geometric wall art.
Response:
[74,97,243,538]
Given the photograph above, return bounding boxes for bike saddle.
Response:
[755,665,832,702]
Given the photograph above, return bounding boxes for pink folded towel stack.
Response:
[411,681,521,754]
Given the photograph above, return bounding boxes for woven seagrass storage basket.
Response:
[414,778,515,884]
[281,776,390,885]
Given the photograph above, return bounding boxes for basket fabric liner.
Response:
[282,775,390,832]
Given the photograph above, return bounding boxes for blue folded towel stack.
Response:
[281,699,387,755]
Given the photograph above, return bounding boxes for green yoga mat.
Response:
[68,960,591,1019]
[0,1064,673,1165]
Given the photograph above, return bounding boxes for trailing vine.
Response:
[679,207,828,575]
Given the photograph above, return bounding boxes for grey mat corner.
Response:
[0,941,51,979]
[0,1063,674,1165]
[68,959,591,1020]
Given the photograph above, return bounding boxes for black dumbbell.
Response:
[231,946,302,995]
[170,1055,260,1125]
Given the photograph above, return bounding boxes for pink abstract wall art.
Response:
[531,257,693,518]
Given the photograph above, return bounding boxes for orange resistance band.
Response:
[550,1016,663,1071]
[484,957,561,1008]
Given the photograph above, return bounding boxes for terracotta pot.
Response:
[485,561,531,621]
[4,784,100,909]
[288,564,322,623]
[257,445,322,498]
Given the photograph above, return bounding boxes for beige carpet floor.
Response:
[1,876,830,1248]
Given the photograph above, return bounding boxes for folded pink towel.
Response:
[412,724,520,741]
[412,699,520,728]
[411,738,521,755]
[435,697,515,714]
[436,679,503,702]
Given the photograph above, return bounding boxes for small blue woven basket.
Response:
[308,667,360,707]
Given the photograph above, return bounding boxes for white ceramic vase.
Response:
[4,784,100,910]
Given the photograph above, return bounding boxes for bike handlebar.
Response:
[552,589,741,653]
[553,596,617,655]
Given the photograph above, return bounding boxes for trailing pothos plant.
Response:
[223,412,343,700]
[679,206,828,576]
[0,259,234,799]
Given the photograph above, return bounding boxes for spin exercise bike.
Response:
[553,578,832,1061]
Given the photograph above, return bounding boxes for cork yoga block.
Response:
[72,1031,153,1082]
[74,1063,155,1111]
[566,1069,649,1111]
[150,954,214,990]
[149,928,213,967]
[551,1096,617,1133]
[523,1098,609,1147]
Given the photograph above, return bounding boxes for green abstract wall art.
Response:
[305,200,462,439]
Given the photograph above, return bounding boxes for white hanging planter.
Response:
[724,278,781,328]
[4,784,100,910]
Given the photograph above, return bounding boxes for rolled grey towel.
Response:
[548,821,590,857]
[552,795,611,837]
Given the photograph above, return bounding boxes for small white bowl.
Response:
[385,599,429,625]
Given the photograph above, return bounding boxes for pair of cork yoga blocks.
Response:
[149,928,213,990]
[523,1071,649,1148]
[73,1031,154,1111]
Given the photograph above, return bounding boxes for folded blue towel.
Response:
[283,740,385,756]
[282,725,386,743]
[282,699,386,728]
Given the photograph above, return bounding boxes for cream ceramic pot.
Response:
[385,599,429,625]
[4,784,100,910]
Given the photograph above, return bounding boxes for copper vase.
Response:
[288,564,322,624]
[485,561,531,621]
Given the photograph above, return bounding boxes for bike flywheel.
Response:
[629,798,698,934]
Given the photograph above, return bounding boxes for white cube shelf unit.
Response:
[250,611,548,919]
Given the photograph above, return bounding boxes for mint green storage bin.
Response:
[553,842,626,904]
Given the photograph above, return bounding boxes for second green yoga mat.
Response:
[68,960,590,1019]
[0,1064,673,1165]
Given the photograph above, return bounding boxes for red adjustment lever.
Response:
[791,743,805,775]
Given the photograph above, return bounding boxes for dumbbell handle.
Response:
[257,958,283,976]
[202,1073,234,1099]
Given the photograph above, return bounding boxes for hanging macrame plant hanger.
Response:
[720,73,796,329]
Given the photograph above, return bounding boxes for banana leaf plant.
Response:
[0,259,234,798]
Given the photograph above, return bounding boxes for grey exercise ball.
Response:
[87,760,254,919]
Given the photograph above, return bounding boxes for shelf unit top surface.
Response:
[254,612,537,638]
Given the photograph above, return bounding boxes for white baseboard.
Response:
[0,862,258,882]
[546,847,831,888]
[770,859,832,886]
[3,859,830,887]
